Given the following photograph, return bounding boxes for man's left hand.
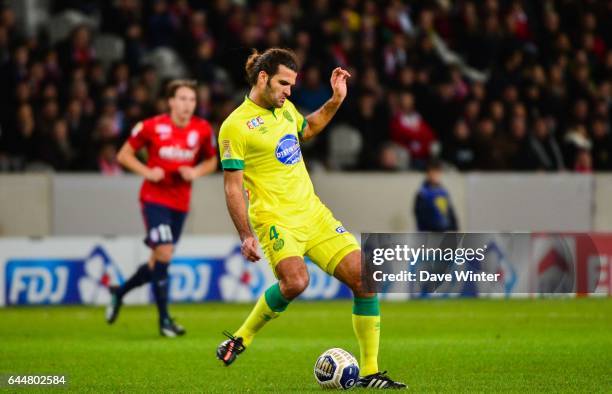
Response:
[330,67,351,102]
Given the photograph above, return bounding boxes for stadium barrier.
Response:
[0,234,609,307]
[2,174,612,237]
[0,236,351,307]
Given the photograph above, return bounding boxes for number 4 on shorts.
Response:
[269,225,280,240]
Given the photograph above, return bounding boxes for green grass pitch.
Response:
[0,298,610,393]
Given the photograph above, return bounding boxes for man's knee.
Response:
[276,258,310,300]
[153,244,174,263]
[348,275,364,295]
[345,273,372,298]
[280,274,309,300]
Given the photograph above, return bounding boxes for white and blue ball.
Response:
[314,348,359,390]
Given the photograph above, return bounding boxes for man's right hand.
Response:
[241,236,261,262]
[146,167,165,182]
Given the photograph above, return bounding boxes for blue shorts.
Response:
[141,202,188,248]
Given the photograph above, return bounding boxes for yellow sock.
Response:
[234,283,288,346]
[352,297,380,376]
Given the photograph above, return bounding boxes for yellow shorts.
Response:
[254,207,360,276]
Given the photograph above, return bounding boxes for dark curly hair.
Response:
[245,48,299,86]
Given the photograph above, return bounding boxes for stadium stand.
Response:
[0,0,610,172]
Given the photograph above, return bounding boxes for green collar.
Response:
[244,95,277,117]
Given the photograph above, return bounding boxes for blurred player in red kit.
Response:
[106,80,217,337]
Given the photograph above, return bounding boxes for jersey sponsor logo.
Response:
[335,226,347,234]
[187,131,199,148]
[222,140,232,159]
[246,116,265,129]
[156,124,172,134]
[275,134,302,165]
[159,145,196,161]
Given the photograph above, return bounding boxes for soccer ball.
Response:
[313,348,359,390]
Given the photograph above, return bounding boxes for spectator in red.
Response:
[98,142,122,176]
[505,0,531,41]
[57,25,95,72]
[574,149,593,173]
[390,90,437,169]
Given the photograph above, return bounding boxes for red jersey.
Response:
[390,112,437,161]
[128,114,216,212]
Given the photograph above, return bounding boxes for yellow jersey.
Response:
[219,96,326,228]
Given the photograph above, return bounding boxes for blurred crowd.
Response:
[0,0,611,173]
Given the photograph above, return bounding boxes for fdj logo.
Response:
[275,134,301,165]
[7,263,75,304]
[5,246,122,305]
[168,260,213,302]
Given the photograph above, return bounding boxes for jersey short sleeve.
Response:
[219,118,247,170]
[287,101,308,138]
[127,119,154,150]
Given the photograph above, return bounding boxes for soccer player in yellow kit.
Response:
[215,48,405,389]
